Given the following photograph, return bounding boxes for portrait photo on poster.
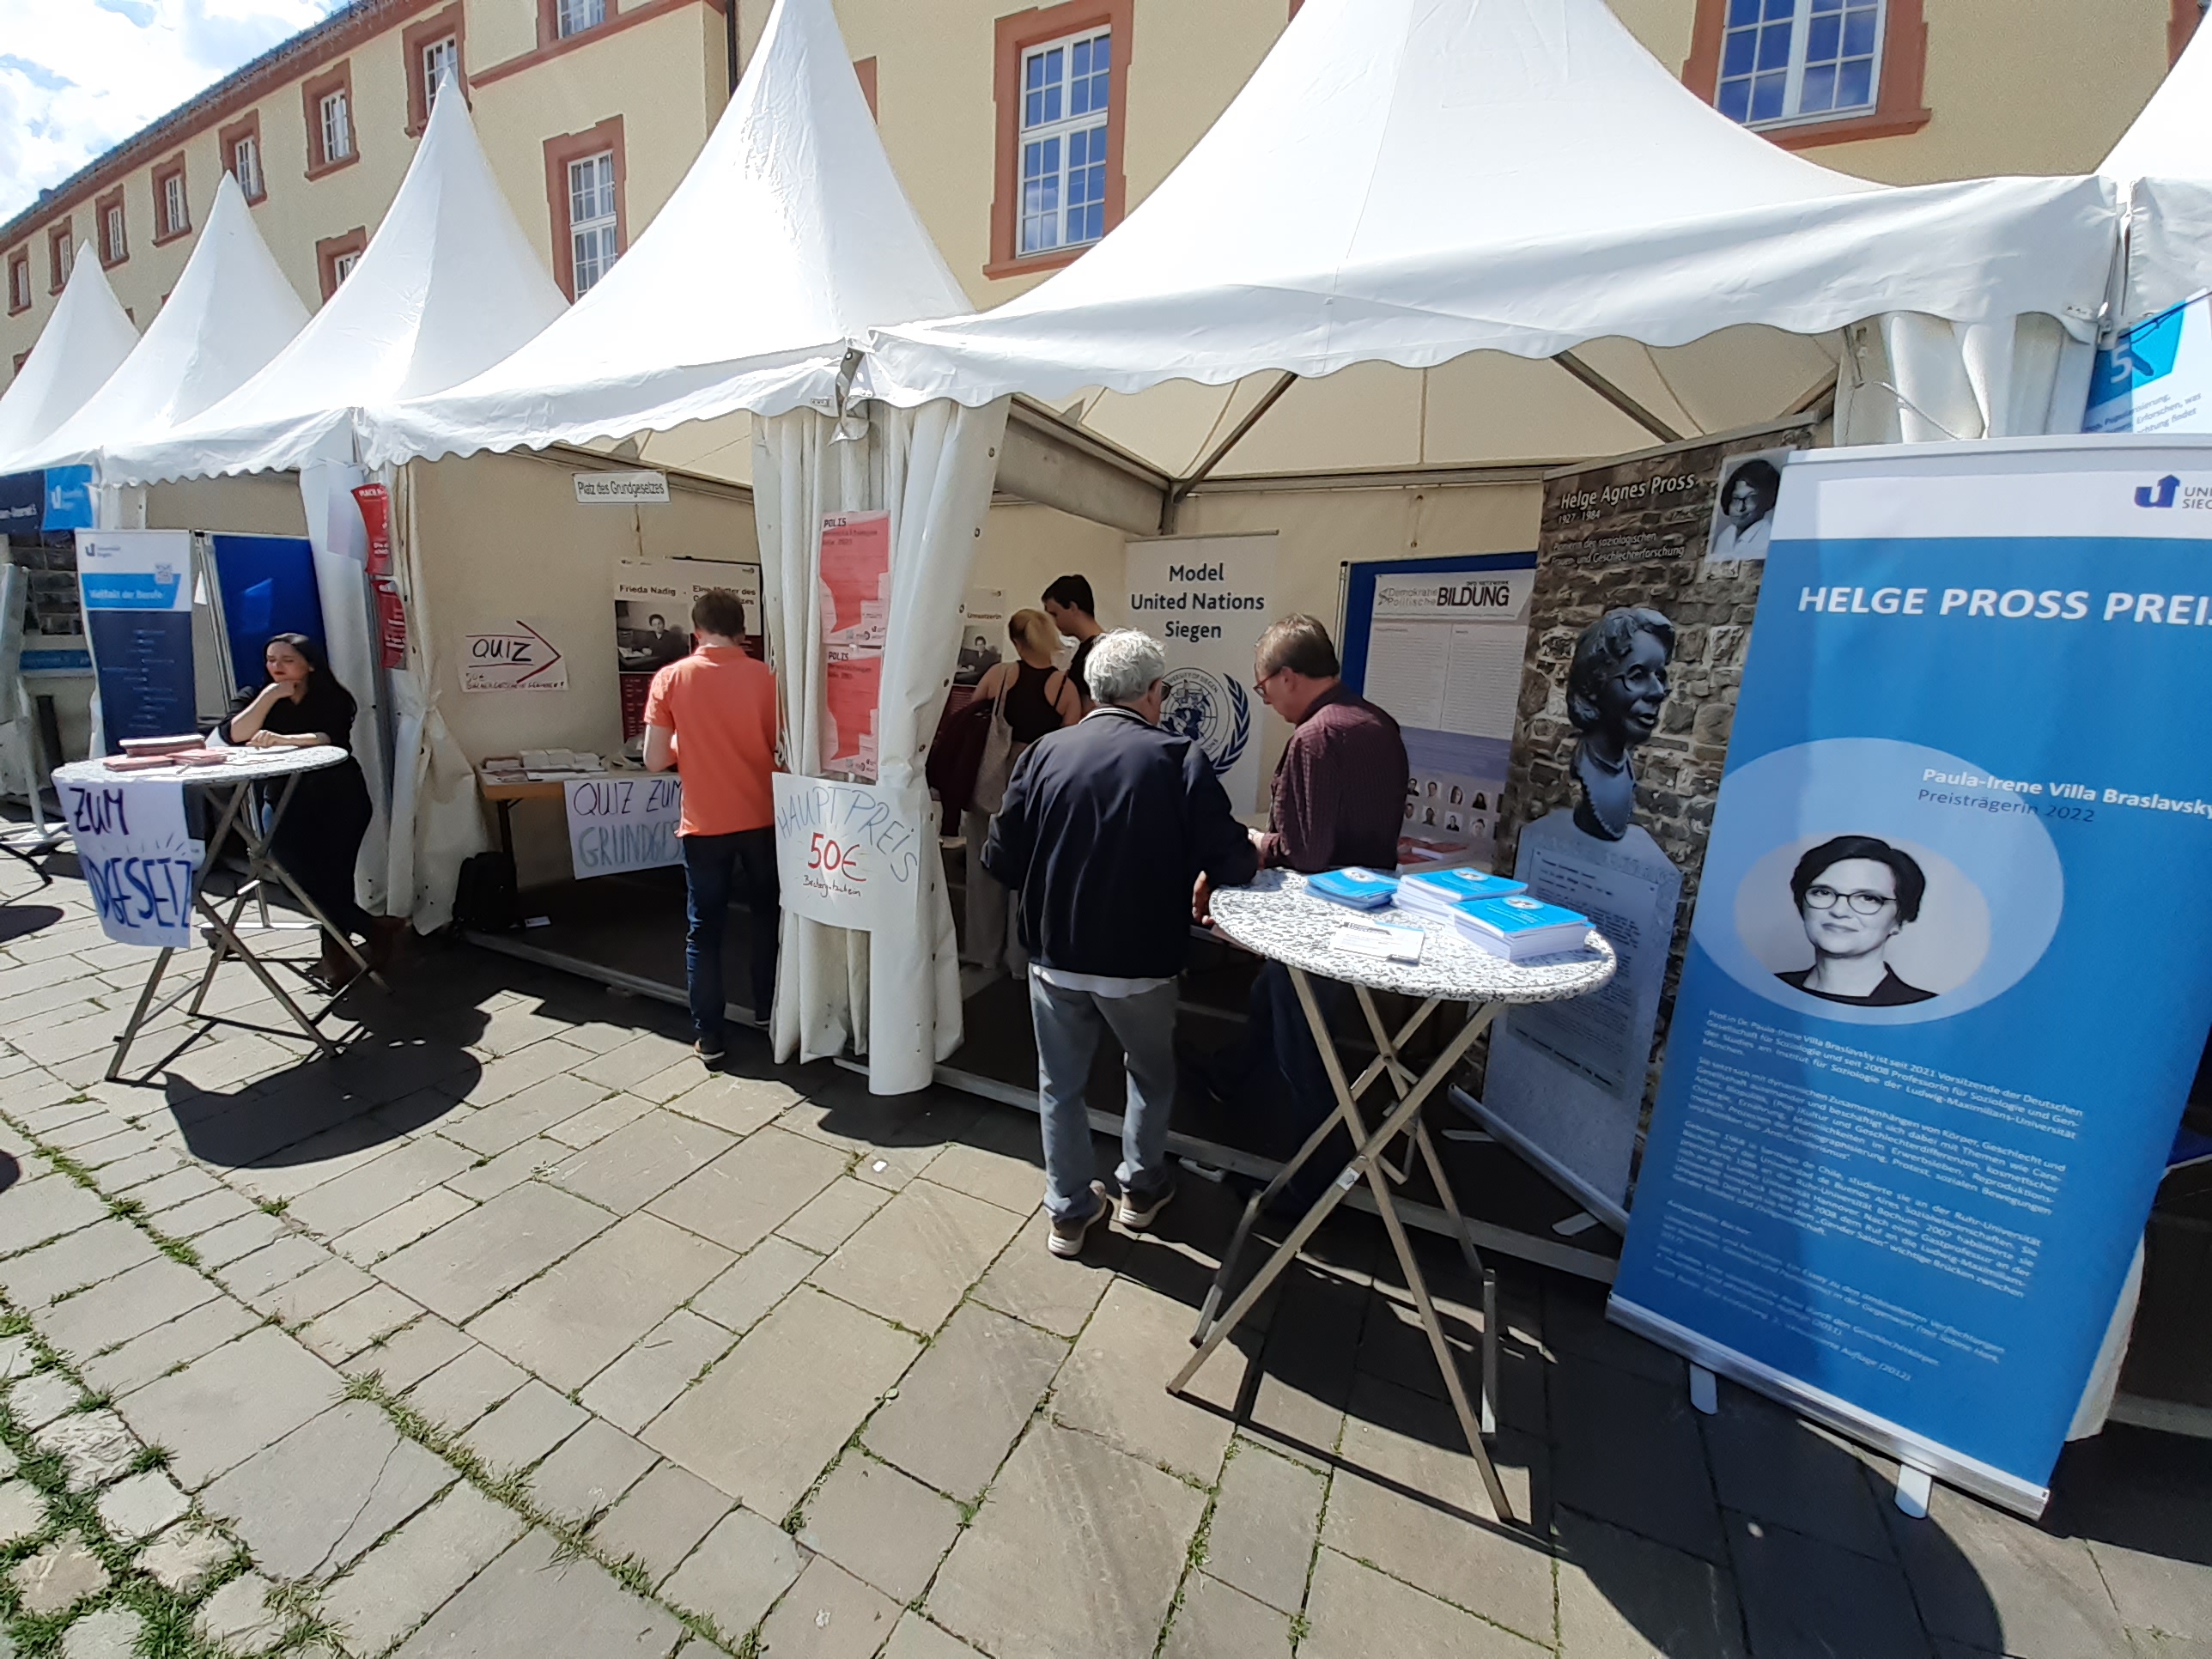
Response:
[1705,449,1791,565]
[1696,738,2064,1026]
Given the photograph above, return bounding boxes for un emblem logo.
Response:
[1159,667,1252,778]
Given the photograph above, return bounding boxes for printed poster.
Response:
[1126,534,1274,815]
[949,587,1006,715]
[615,557,763,754]
[819,512,891,781]
[76,530,198,750]
[1340,554,1536,868]
[2084,292,2212,436]
[1613,438,2212,1516]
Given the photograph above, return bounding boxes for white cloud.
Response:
[0,0,345,226]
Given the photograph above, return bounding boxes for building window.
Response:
[317,228,368,302]
[154,159,191,243]
[544,117,626,303]
[6,252,29,316]
[1716,0,1883,126]
[2175,0,2209,60]
[557,0,605,38]
[990,2,1131,280]
[98,192,128,267]
[49,225,72,294]
[568,152,619,294]
[423,36,458,105]
[1686,0,1926,148]
[222,112,265,203]
[1018,29,1111,255]
[304,64,359,176]
[405,6,468,135]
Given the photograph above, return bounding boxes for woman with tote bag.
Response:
[963,609,1079,977]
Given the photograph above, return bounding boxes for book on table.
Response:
[1451,894,1593,961]
[1306,867,1400,910]
[1395,866,1528,917]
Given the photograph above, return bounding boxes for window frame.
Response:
[543,117,628,303]
[404,3,469,137]
[48,222,73,295]
[6,251,31,317]
[548,0,609,43]
[565,151,620,296]
[316,228,368,303]
[2174,0,2208,61]
[153,155,191,246]
[853,56,879,120]
[221,112,266,204]
[988,0,1132,282]
[301,62,361,178]
[1684,0,1929,149]
[96,189,129,268]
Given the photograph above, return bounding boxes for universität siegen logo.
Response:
[1159,667,1251,779]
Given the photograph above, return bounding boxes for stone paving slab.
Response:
[1555,1508,1746,1659]
[319,1479,529,1658]
[755,1553,901,1659]
[391,1527,683,1657]
[864,1300,1066,1503]
[928,1420,1206,1659]
[1204,1442,1328,1615]
[799,1454,962,1604]
[687,1236,820,1337]
[1164,1572,1295,1659]
[404,1342,530,1436]
[82,1295,263,1399]
[1300,1546,1537,1659]
[588,1460,732,1587]
[124,1325,343,1489]
[525,1415,656,1525]
[645,1127,848,1255]
[0,1174,107,1256]
[375,1181,615,1323]
[577,1308,735,1435]
[1049,1275,1242,1484]
[0,1218,157,1308]
[808,1178,1028,1334]
[645,1286,917,1517]
[336,1185,478,1263]
[459,1378,586,1475]
[657,1506,805,1644]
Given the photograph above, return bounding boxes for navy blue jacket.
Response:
[982,706,1258,979]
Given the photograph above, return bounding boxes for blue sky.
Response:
[0,0,346,224]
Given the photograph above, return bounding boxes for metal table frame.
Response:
[103,757,380,1081]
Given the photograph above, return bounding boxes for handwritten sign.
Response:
[564,775,683,878]
[463,622,567,693]
[771,775,927,932]
[60,775,203,948]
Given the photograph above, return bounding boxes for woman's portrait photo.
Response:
[1773,836,1934,1006]
[1706,453,1786,563]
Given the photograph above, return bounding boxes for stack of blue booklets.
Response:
[1453,894,1593,961]
[1306,868,1399,910]
[1395,866,1527,919]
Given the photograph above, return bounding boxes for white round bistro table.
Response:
[1177,868,1616,1525]
[55,744,371,1080]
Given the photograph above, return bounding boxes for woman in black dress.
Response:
[224,634,400,988]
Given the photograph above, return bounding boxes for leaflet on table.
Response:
[58,771,203,949]
[1611,440,2212,1517]
[1329,923,1425,963]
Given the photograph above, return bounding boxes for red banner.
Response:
[374,576,408,669]
[352,482,393,577]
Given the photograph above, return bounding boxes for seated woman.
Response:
[224,634,402,990]
[1778,835,1936,1006]
[963,608,1080,977]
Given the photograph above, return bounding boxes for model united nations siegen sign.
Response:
[1126,535,1274,814]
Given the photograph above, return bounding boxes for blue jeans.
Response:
[1029,975,1178,1221]
[682,828,779,1053]
[1224,958,1350,1203]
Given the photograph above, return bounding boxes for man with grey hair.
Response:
[984,629,1258,1256]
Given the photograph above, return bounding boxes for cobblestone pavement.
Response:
[0,864,2204,1657]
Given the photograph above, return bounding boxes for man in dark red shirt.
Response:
[1196,616,1408,1208]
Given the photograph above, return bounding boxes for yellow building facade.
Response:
[3,0,2200,388]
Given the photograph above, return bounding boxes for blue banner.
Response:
[77,531,200,752]
[41,465,93,531]
[1611,439,2212,1515]
[209,535,324,698]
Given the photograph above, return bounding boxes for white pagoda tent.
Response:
[0,246,139,473]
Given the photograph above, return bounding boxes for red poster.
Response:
[374,575,408,668]
[824,652,882,781]
[818,510,891,644]
[352,483,393,577]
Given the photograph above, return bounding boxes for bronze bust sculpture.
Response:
[1565,607,1674,842]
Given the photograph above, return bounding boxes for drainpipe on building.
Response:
[725,0,742,95]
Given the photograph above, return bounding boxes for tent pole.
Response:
[1553,351,1684,444]
[1161,370,1298,534]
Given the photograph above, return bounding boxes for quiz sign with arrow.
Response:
[463,622,568,693]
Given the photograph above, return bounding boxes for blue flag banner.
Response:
[41,465,94,532]
[1610,438,2212,1516]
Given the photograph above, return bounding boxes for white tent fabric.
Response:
[2100,19,2212,325]
[356,0,971,469]
[0,244,138,472]
[861,0,2118,447]
[753,398,1010,1093]
[17,177,308,476]
[105,80,568,485]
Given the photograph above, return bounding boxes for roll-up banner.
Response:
[76,530,198,750]
[1611,438,2212,1517]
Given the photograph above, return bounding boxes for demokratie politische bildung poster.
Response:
[1610,438,2212,1516]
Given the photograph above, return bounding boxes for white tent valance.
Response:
[18,175,308,477]
[104,80,568,486]
[355,0,971,470]
[0,244,138,473]
[2100,16,2212,326]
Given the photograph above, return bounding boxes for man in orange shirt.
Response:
[643,589,780,1066]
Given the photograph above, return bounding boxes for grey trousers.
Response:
[1028,974,1178,1221]
[961,810,1027,975]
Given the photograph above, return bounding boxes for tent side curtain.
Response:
[755,397,1010,1095]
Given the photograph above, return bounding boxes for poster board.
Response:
[948,586,1006,716]
[206,536,324,701]
[615,556,763,755]
[2085,291,2212,436]
[1340,553,1535,869]
[76,530,198,751]
[1126,534,1274,815]
[820,513,891,781]
[1479,421,1816,1217]
[1613,437,2212,1516]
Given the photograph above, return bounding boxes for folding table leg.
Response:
[104,948,175,1082]
[194,896,336,1058]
